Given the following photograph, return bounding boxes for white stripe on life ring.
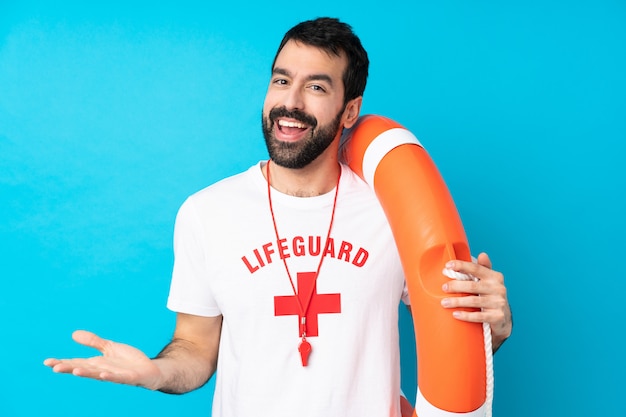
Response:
[415,387,486,417]
[361,128,422,188]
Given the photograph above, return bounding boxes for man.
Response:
[45,17,512,416]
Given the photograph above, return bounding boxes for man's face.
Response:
[262,40,349,169]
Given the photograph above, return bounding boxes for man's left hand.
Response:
[440,252,512,352]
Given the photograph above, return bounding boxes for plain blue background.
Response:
[1,1,624,416]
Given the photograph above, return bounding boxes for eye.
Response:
[309,84,327,93]
[272,78,288,86]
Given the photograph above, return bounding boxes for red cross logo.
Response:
[274,271,341,337]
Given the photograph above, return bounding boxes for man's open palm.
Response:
[44,330,162,390]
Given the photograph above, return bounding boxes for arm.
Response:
[440,252,513,352]
[153,313,222,394]
[44,312,222,393]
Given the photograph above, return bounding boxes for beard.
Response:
[262,106,344,169]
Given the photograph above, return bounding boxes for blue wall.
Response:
[1,1,624,416]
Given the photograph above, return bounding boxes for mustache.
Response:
[269,107,317,128]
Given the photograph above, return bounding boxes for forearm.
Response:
[152,338,217,394]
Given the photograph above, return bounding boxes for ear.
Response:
[341,96,363,129]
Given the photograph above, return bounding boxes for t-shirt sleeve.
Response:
[166,198,222,317]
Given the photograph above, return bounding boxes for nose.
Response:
[283,86,304,111]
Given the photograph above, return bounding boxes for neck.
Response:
[263,155,341,197]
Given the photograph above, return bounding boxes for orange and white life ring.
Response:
[340,115,493,417]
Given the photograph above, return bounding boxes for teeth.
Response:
[278,120,307,129]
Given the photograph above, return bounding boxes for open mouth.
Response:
[275,118,311,141]
[278,119,308,131]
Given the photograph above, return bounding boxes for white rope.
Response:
[442,268,494,417]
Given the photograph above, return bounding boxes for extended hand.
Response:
[441,253,512,352]
[44,330,163,390]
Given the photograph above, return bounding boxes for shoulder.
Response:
[184,162,265,208]
[339,163,379,204]
[172,162,266,230]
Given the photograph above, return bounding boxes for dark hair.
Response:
[271,17,369,104]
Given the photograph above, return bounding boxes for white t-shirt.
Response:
[168,162,408,417]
